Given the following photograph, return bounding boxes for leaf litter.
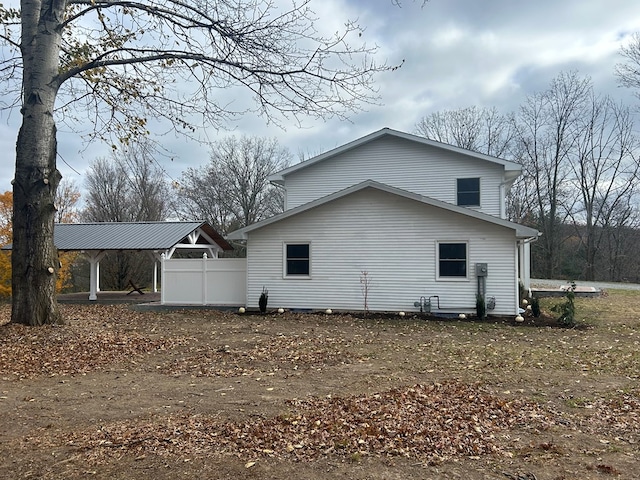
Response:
[65,381,555,464]
[3,298,640,477]
[0,305,186,379]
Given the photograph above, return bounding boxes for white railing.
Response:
[161,254,247,305]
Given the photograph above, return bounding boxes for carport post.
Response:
[87,251,106,301]
[160,253,165,305]
[202,253,208,305]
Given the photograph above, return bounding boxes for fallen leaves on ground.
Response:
[579,389,640,441]
[0,305,184,379]
[65,381,554,464]
[160,333,370,377]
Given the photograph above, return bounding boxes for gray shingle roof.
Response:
[52,221,232,251]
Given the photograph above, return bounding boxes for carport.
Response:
[53,221,232,301]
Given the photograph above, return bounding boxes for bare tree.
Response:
[84,143,170,222]
[601,199,640,282]
[176,135,291,234]
[415,106,514,157]
[568,95,640,280]
[83,141,170,289]
[512,72,591,278]
[54,179,81,224]
[617,32,640,97]
[0,2,392,325]
[83,158,131,223]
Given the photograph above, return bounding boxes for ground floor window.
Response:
[438,242,467,278]
[285,243,310,277]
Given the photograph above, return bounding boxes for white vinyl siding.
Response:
[245,188,519,315]
[284,136,504,217]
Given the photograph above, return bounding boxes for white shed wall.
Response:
[162,257,246,305]
[246,188,519,315]
[284,136,505,217]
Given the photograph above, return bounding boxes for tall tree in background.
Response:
[83,141,170,289]
[601,200,640,282]
[54,179,81,224]
[512,72,591,278]
[177,135,291,234]
[84,141,170,223]
[568,95,639,280]
[0,2,391,326]
[617,32,640,98]
[414,70,640,281]
[415,106,514,157]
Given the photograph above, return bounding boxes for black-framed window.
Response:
[438,242,467,278]
[285,243,310,276]
[457,178,480,206]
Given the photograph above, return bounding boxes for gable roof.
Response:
[53,221,232,251]
[269,127,523,185]
[228,180,540,240]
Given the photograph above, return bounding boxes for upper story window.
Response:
[438,242,467,279]
[457,178,480,207]
[285,243,310,277]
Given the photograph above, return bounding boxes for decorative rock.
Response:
[47,266,55,274]
[515,315,525,323]
[458,313,466,320]
[399,311,406,317]
[522,299,529,306]
[277,308,284,314]
[238,307,246,314]
[325,308,332,314]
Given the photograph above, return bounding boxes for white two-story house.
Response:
[228,128,540,316]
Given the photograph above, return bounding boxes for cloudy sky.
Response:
[2,0,640,197]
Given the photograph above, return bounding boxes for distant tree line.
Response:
[415,70,640,282]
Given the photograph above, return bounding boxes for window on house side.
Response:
[457,178,480,206]
[438,242,467,278]
[285,243,310,276]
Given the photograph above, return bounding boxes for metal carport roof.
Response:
[2,221,233,302]
[53,221,232,252]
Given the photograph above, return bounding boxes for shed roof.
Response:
[53,221,232,251]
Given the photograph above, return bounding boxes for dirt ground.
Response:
[0,292,638,479]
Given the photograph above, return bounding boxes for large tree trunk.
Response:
[11,0,66,326]
[12,118,62,325]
